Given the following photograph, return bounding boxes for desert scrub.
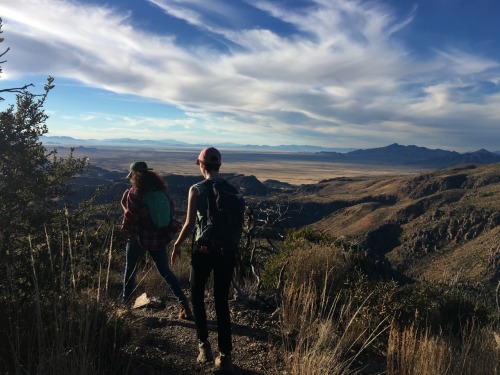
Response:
[280,276,389,374]
[1,291,131,375]
[0,207,131,374]
[382,282,493,334]
[261,228,350,292]
[284,227,337,246]
[387,320,499,375]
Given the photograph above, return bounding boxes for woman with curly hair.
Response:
[121,161,192,319]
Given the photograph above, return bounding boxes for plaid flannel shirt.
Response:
[121,187,175,251]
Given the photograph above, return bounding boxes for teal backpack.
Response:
[143,191,171,228]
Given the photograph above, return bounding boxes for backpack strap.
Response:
[199,178,217,223]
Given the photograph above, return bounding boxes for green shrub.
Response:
[0,202,132,374]
[261,228,342,291]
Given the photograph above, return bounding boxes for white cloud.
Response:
[147,0,205,29]
[2,0,499,150]
[436,49,498,75]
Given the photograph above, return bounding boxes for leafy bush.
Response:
[0,79,88,255]
[0,50,131,372]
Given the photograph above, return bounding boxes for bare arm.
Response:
[121,189,129,212]
[171,185,199,266]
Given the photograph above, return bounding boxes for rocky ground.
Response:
[116,289,285,375]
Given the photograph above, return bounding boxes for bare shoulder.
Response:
[189,185,200,198]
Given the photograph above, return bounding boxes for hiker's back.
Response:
[194,178,245,247]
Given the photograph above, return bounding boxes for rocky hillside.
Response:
[283,162,500,287]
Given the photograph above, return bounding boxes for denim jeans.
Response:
[190,245,236,355]
[122,241,187,303]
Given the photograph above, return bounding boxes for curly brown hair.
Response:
[130,170,168,195]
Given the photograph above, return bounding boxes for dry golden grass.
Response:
[281,279,389,375]
[278,230,499,375]
[2,222,130,374]
[387,322,499,375]
[283,238,356,293]
[279,238,389,374]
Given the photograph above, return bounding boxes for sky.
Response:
[1,0,500,152]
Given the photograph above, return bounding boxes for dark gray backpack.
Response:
[198,179,245,246]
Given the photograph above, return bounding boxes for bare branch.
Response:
[0,46,10,59]
[0,84,35,94]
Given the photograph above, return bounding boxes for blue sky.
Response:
[1,0,500,151]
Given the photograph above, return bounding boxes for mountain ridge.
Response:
[42,136,500,168]
[40,135,355,153]
[319,143,500,168]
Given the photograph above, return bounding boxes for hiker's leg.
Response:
[190,252,213,343]
[122,241,145,301]
[148,248,187,303]
[213,248,236,354]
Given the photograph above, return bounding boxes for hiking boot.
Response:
[178,300,193,320]
[215,353,233,374]
[197,341,214,364]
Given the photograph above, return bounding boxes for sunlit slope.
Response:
[289,163,500,285]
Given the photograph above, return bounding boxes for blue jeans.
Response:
[122,241,187,303]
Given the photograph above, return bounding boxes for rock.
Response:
[132,293,165,309]
[133,293,150,309]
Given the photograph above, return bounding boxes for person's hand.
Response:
[170,243,181,266]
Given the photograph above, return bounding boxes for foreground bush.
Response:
[276,229,499,374]
[0,55,132,373]
[281,279,389,374]
[0,208,130,374]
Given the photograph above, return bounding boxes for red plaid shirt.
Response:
[121,188,180,251]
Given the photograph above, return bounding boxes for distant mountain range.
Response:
[40,136,356,153]
[319,143,500,168]
[41,136,500,168]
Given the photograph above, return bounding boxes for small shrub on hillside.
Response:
[287,240,357,294]
[341,273,495,339]
[261,246,288,292]
[283,227,337,246]
[261,228,351,292]
[383,282,493,334]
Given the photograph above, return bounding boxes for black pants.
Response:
[190,245,236,354]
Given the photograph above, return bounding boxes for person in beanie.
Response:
[171,147,236,374]
[121,161,192,319]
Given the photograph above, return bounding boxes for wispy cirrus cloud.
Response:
[2,0,499,150]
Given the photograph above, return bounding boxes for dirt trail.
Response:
[118,290,284,375]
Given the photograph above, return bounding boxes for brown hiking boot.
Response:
[178,300,193,320]
[215,353,233,374]
[197,341,214,364]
